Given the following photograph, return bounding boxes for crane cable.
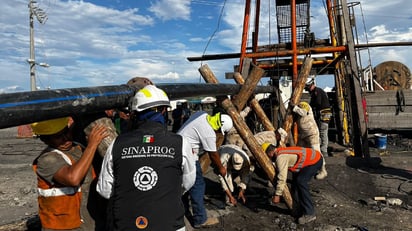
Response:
[198,0,228,83]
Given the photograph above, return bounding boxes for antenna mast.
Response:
[28,0,48,91]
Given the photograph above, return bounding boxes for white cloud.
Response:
[0,0,411,93]
[149,0,191,21]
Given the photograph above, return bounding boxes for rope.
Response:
[381,174,412,195]
[198,0,227,83]
[395,89,405,115]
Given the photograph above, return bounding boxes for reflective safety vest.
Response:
[33,149,82,230]
[275,147,321,172]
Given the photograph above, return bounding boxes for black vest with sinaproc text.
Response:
[110,121,184,231]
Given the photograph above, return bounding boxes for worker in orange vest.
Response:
[262,143,323,225]
[31,117,108,230]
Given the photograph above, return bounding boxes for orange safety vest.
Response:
[275,147,321,172]
[33,149,82,230]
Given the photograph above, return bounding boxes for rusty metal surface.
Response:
[374,61,411,90]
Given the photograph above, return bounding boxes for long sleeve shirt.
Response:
[274,154,298,196]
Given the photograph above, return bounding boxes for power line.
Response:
[198,0,227,83]
[191,0,224,7]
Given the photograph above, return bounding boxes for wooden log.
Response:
[221,99,293,209]
[198,64,219,84]
[197,64,225,174]
[280,57,313,147]
[232,65,265,110]
[233,72,275,131]
[199,153,211,174]
[199,64,292,209]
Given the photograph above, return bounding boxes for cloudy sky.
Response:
[0,0,411,93]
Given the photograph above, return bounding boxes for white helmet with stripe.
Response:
[130,85,170,112]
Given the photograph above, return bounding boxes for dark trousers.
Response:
[291,158,323,216]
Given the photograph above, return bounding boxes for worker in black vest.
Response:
[97,85,196,231]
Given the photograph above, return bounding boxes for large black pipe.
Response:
[0,83,275,129]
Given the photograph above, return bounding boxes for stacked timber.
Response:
[365,90,412,130]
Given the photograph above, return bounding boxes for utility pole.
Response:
[28,0,48,91]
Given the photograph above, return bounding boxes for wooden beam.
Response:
[221,99,293,209]
[232,64,265,110]
[232,72,275,131]
[199,64,293,209]
[280,57,313,147]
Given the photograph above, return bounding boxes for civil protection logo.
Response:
[133,166,158,191]
[135,216,148,229]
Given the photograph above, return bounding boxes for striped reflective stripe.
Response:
[295,148,307,170]
[37,149,79,197]
[51,149,73,165]
[277,147,316,172]
[309,148,317,160]
[38,187,81,197]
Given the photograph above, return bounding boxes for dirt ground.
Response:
[0,127,411,231]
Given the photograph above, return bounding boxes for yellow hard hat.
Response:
[31,117,69,135]
[298,101,311,112]
[261,142,272,153]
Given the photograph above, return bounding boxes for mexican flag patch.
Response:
[142,135,154,143]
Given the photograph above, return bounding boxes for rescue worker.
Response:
[292,101,327,179]
[212,95,228,115]
[172,101,184,133]
[305,78,332,157]
[96,85,196,231]
[178,111,233,228]
[31,117,108,230]
[105,108,130,134]
[262,142,323,225]
[224,105,251,147]
[241,128,288,188]
[242,128,288,160]
[218,144,252,206]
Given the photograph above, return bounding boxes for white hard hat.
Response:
[130,85,170,112]
[220,114,233,135]
[305,77,315,86]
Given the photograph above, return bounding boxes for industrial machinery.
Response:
[188,0,412,157]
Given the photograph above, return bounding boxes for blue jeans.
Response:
[292,158,323,216]
[182,161,207,226]
[319,121,329,156]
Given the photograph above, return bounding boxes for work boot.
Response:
[298,215,316,224]
[193,217,219,229]
[315,166,328,180]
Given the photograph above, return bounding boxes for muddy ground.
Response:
[0,127,411,231]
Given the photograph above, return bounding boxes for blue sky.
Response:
[0,0,411,93]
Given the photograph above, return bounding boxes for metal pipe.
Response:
[291,0,298,85]
[252,0,261,64]
[0,83,275,129]
[187,45,347,61]
[239,0,251,72]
